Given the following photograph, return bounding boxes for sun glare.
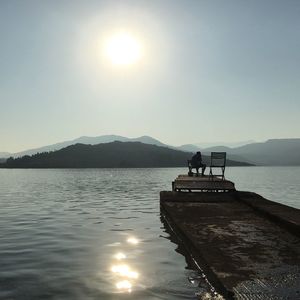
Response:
[104,32,141,66]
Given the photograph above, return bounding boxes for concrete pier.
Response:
[160,185,300,299]
[172,175,235,192]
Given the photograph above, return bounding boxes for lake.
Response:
[0,167,299,299]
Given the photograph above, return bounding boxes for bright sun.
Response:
[104,32,142,66]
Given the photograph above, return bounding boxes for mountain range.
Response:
[1,135,300,166]
[0,141,251,168]
[1,135,167,158]
[202,139,300,166]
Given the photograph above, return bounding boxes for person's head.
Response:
[196,151,201,154]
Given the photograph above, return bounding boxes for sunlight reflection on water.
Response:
[127,236,139,245]
[110,236,140,293]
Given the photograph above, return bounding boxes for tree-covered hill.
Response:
[0,141,252,168]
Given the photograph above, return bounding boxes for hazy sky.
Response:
[1,0,299,152]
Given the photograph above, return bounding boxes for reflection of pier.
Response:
[160,176,300,299]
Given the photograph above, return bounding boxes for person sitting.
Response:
[188,151,206,176]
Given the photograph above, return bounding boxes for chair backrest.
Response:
[210,152,226,167]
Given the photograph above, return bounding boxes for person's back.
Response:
[189,151,206,176]
[192,152,202,165]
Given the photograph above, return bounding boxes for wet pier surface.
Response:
[160,190,300,299]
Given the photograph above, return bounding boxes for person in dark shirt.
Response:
[189,151,206,176]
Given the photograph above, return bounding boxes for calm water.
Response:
[0,167,299,300]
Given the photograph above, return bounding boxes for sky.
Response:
[0,0,299,152]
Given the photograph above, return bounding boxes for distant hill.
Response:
[7,135,169,158]
[0,152,11,158]
[194,140,255,148]
[0,141,252,168]
[203,139,300,166]
[177,144,201,152]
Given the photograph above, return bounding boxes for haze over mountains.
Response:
[1,135,300,166]
[2,135,167,158]
[175,140,256,153]
[0,152,11,157]
[0,136,255,158]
